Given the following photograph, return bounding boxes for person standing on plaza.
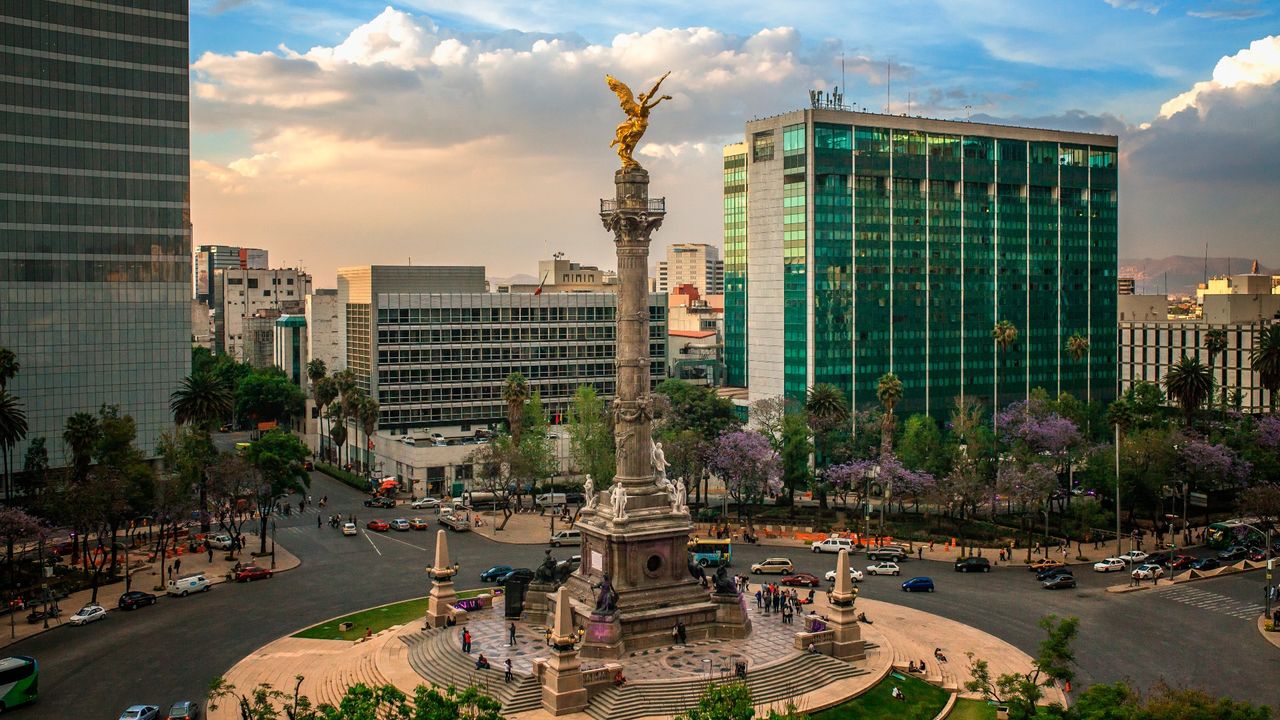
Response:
[317,515,322,529]
[173,557,181,576]
[462,628,472,653]
[508,622,517,646]
[207,544,214,563]
[504,658,513,683]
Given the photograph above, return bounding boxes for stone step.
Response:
[401,629,540,714]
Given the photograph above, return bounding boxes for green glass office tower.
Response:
[0,1,191,465]
[725,110,1116,417]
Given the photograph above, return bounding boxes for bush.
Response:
[316,462,368,492]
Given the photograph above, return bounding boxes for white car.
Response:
[411,497,442,510]
[811,537,855,554]
[750,557,795,574]
[118,706,160,720]
[1119,550,1149,564]
[1132,563,1164,579]
[865,562,901,576]
[1093,558,1127,573]
[69,604,107,625]
[206,534,234,550]
[825,568,864,582]
[341,522,358,536]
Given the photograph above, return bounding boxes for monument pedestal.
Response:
[710,592,752,639]
[521,581,557,626]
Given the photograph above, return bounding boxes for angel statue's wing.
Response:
[605,75,636,111]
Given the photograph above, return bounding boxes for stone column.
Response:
[601,168,665,502]
[541,587,589,715]
[425,529,458,628]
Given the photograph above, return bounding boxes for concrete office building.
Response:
[656,243,724,295]
[213,267,311,360]
[306,289,344,378]
[725,109,1119,416]
[194,244,268,304]
[0,1,191,466]
[1119,287,1279,414]
[496,257,619,294]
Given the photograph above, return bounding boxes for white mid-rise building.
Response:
[214,267,312,361]
[656,243,724,295]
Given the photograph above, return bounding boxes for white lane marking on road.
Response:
[370,531,430,553]
[363,530,383,556]
[1151,584,1264,620]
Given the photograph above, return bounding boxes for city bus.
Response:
[688,538,732,568]
[0,656,38,711]
[1205,520,1266,549]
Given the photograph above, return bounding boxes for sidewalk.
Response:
[470,510,571,545]
[0,536,300,649]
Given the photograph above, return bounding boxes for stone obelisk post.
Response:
[425,529,458,628]
[540,586,589,715]
[825,549,866,660]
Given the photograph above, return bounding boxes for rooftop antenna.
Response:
[907,91,912,116]
[1203,244,1208,284]
[841,52,846,100]
[886,59,891,114]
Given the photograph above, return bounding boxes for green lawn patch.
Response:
[292,589,490,641]
[811,673,950,720]
[948,698,998,720]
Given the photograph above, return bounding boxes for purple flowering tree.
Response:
[824,459,875,510]
[708,430,781,524]
[1256,416,1280,450]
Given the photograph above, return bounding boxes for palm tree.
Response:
[1163,354,1213,427]
[992,320,1019,412]
[358,397,380,475]
[1066,334,1090,363]
[306,359,327,391]
[170,371,234,430]
[314,376,338,462]
[502,372,531,443]
[805,383,848,509]
[328,406,348,466]
[1204,329,1228,410]
[0,391,27,501]
[1251,324,1280,413]
[62,411,100,482]
[875,372,903,536]
[0,347,18,391]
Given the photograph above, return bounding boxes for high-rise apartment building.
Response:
[194,244,268,304]
[726,110,1118,416]
[213,267,312,360]
[0,1,191,466]
[656,243,724,295]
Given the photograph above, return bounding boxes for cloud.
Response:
[1104,0,1163,14]
[1187,7,1269,19]
[211,0,252,13]
[1158,34,1280,116]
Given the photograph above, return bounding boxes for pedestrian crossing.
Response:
[1150,584,1266,620]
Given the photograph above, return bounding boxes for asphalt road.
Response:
[12,472,1279,717]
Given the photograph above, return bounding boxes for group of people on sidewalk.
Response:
[752,582,813,624]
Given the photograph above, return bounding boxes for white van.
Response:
[550,529,581,547]
[536,492,567,508]
[167,574,211,597]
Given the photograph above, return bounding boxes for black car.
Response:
[1036,567,1073,582]
[1042,574,1077,590]
[362,496,396,509]
[501,568,535,584]
[1190,557,1221,571]
[564,493,586,506]
[1217,546,1249,562]
[118,591,157,610]
[954,557,991,573]
[1144,551,1171,566]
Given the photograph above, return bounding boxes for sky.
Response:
[187,0,1280,286]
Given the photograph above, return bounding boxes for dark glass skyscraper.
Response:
[0,1,191,465]
[726,110,1117,418]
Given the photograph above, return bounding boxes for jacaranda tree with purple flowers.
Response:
[709,430,781,524]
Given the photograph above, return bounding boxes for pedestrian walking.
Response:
[318,515,322,529]
[173,558,181,575]
[207,545,214,563]
[462,628,472,653]
[677,619,687,645]
[917,547,923,561]
[755,589,763,610]
[504,658,513,683]
[508,622,517,646]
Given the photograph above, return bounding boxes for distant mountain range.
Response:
[1118,256,1275,297]
[488,273,539,287]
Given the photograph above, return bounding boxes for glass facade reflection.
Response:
[0,1,191,465]
[730,110,1117,417]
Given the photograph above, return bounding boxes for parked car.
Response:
[117,591,157,610]
[167,574,211,597]
[481,565,514,583]
[866,562,901,576]
[1119,550,1149,565]
[824,568,865,583]
[954,557,991,573]
[234,565,272,582]
[69,604,107,625]
[811,537,855,554]
[341,522,358,536]
[1028,558,1064,572]
[1132,563,1164,580]
[780,572,822,587]
[1217,545,1250,562]
[1247,547,1268,562]
[1144,551,1171,566]
[363,496,396,509]
[409,518,429,530]
[1036,567,1073,582]
[550,529,582,547]
[536,493,568,508]
[366,520,390,532]
[166,700,202,720]
[206,534,234,550]
[1042,574,1077,590]
[118,705,161,720]
[411,497,442,510]
[1169,554,1196,571]
[564,493,586,506]
[1093,558,1126,573]
[1190,557,1221,571]
[303,460,314,471]
[400,436,417,446]
[750,557,795,575]
[389,518,411,531]
[867,546,909,562]
[901,576,935,592]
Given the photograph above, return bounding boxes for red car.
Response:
[235,565,273,582]
[780,572,822,587]
[366,519,390,532]
[1169,555,1195,571]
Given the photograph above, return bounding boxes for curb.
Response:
[933,692,959,720]
[1257,616,1280,650]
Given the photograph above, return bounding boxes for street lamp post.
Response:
[1232,521,1274,618]
[1114,424,1122,559]
[271,518,277,569]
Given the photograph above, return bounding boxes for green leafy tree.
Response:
[805,383,849,509]
[209,677,504,720]
[63,411,101,482]
[171,371,234,430]
[1252,323,1280,413]
[236,367,307,428]
[1162,354,1213,427]
[965,614,1078,720]
[306,358,327,391]
[0,390,26,502]
[1066,333,1090,363]
[0,347,18,390]
[898,413,948,479]
[1070,681,1271,720]
[749,395,792,451]
[567,386,614,484]
[157,425,217,537]
[19,436,48,498]
[674,681,803,720]
[0,507,40,590]
[656,379,742,441]
[779,414,812,508]
[244,430,311,554]
[1122,381,1168,428]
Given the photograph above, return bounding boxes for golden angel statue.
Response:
[605,71,672,170]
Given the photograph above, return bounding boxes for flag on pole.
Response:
[533,271,549,296]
